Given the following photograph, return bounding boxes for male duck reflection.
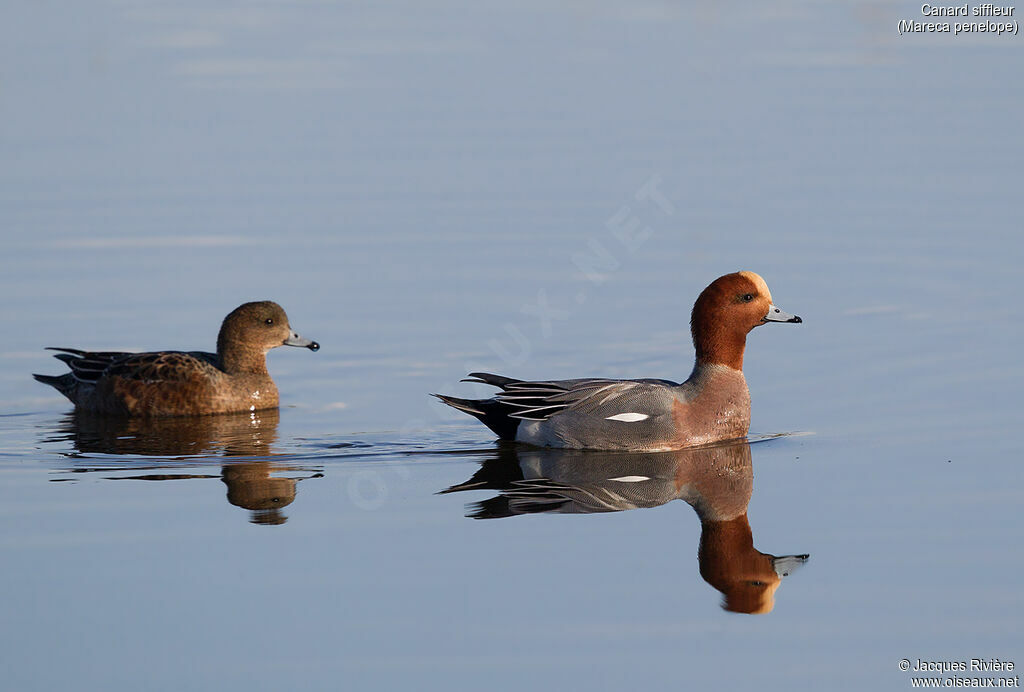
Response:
[442,440,808,614]
[49,408,320,525]
[436,272,801,451]
[34,301,319,416]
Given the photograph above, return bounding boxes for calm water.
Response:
[2,2,1021,690]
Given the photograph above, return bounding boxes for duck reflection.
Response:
[441,440,808,614]
[48,409,319,525]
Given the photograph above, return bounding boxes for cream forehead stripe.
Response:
[738,270,772,302]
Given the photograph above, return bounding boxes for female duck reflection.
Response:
[49,408,320,525]
[441,440,808,614]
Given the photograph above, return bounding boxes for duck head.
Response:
[691,271,801,370]
[217,301,319,373]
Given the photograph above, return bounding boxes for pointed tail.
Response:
[432,393,521,440]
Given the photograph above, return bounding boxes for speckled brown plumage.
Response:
[33,301,319,417]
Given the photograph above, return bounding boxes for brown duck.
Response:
[33,301,319,416]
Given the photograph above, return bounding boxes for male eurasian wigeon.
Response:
[441,441,809,613]
[435,271,801,451]
[33,301,319,417]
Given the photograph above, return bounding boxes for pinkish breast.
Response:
[672,365,751,446]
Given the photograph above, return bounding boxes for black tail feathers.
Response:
[433,393,521,440]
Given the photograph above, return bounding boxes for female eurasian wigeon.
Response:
[33,301,319,417]
[436,271,801,451]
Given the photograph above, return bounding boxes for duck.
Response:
[440,441,809,613]
[33,301,319,417]
[435,271,801,451]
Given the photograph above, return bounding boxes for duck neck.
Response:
[698,513,780,613]
[699,514,755,559]
[692,322,748,371]
[217,337,269,375]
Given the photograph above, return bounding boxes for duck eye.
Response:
[264,318,274,325]
[742,293,754,302]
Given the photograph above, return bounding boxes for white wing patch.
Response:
[608,475,650,483]
[605,412,649,422]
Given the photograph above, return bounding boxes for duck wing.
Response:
[47,348,220,384]
[464,371,679,421]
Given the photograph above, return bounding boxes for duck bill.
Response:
[763,304,802,324]
[773,554,810,579]
[284,331,320,351]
